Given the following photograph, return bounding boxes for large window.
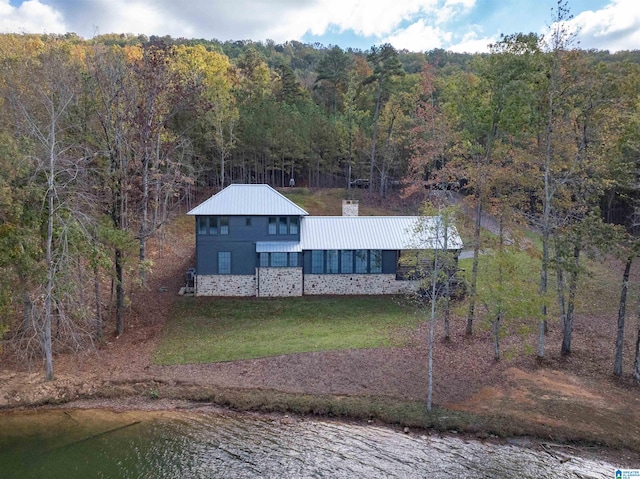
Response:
[327,250,339,274]
[355,250,368,273]
[218,251,231,274]
[340,250,353,273]
[312,250,324,273]
[370,250,382,273]
[310,249,385,274]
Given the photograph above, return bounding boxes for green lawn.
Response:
[153,296,419,365]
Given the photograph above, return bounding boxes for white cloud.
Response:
[0,0,66,34]
[289,0,442,39]
[565,0,640,51]
[447,31,495,53]
[3,0,634,54]
[383,19,450,51]
[437,0,475,24]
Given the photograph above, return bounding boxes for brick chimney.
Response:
[342,199,359,216]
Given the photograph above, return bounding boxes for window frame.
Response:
[289,217,299,235]
[198,217,207,235]
[370,249,382,273]
[355,249,368,273]
[218,251,231,274]
[340,250,354,274]
[268,217,277,235]
[326,250,339,274]
[219,216,229,235]
[311,250,324,273]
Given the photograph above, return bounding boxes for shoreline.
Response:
[2,372,640,469]
[3,390,639,470]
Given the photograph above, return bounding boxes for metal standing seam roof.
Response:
[187,184,309,216]
[299,216,464,251]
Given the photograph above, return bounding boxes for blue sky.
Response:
[1,0,638,52]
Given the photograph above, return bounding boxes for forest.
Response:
[2,1,640,382]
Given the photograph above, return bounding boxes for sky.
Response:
[1,0,639,53]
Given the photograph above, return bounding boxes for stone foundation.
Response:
[196,275,255,296]
[257,268,303,297]
[303,274,419,295]
[195,272,419,297]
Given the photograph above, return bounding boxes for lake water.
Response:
[0,408,617,478]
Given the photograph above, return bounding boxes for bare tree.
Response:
[4,43,96,379]
[403,205,461,412]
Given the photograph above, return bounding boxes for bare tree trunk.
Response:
[115,248,125,336]
[466,194,482,335]
[443,280,451,341]
[369,80,382,194]
[139,152,150,287]
[493,311,501,361]
[554,236,566,330]
[556,266,566,330]
[44,121,55,381]
[561,244,580,356]
[94,264,103,341]
[427,241,438,413]
[538,223,550,358]
[614,255,633,376]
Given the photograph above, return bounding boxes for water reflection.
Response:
[0,408,615,478]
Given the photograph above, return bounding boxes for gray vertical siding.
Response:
[195,215,301,275]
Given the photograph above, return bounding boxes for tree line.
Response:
[1,0,640,380]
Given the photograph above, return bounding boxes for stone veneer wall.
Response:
[196,275,255,296]
[257,267,303,297]
[303,274,419,295]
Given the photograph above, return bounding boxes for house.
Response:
[187,184,463,297]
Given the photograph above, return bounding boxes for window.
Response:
[312,250,324,273]
[259,252,300,267]
[340,250,353,273]
[271,252,288,267]
[289,217,299,235]
[220,216,229,235]
[279,217,288,234]
[308,249,383,274]
[355,250,368,273]
[370,250,382,273]
[245,217,252,226]
[218,251,231,274]
[209,216,218,235]
[327,250,339,273]
[268,216,299,235]
[198,217,207,235]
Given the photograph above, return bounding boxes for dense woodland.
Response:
[2,1,640,381]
